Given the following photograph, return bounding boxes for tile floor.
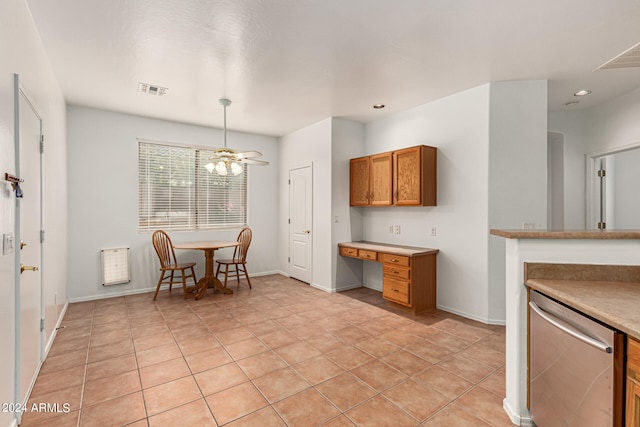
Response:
[20,274,515,427]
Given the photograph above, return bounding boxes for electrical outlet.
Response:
[431,226,437,236]
[521,222,536,230]
[395,225,401,235]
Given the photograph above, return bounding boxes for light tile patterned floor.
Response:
[20,274,515,427]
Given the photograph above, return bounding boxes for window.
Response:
[138,140,247,231]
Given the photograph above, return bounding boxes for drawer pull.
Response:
[393,289,399,293]
[391,258,398,262]
[392,270,399,274]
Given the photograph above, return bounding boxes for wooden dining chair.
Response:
[151,230,198,300]
[215,227,253,289]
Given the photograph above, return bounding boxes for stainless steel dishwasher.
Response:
[529,290,624,427]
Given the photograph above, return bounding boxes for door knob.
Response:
[20,264,38,274]
[303,230,310,234]
[20,240,27,250]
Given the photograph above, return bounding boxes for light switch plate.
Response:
[3,233,15,255]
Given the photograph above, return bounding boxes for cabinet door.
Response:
[394,146,423,205]
[370,152,393,205]
[394,145,437,206]
[626,378,640,427]
[350,156,370,206]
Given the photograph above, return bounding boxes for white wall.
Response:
[67,106,278,301]
[487,80,548,323]
[1,0,68,424]
[548,110,589,228]
[331,118,366,291]
[278,118,333,290]
[549,86,640,230]
[363,84,492,321]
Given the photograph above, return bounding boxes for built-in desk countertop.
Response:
[338,241,439,314]
[338,241,439,258]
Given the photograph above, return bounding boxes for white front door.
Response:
[17,83,43,407]
[289,165,312,283]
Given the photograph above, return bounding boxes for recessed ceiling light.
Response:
[564,101,580,107]
[574,89,592,97]
[373,104,385,109]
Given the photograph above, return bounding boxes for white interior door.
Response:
[289,165,312,283]
[17,83,43,406]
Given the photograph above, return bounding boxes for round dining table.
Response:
[172,240,240,300]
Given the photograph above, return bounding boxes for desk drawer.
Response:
[383,278,410,306]
[381,253,410,267]
[383,264,410,280]
[358,249,378,261]
[339,247,358,258]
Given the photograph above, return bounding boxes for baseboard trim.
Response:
[334,283,363,292]
[503,398,534,426]
[436,304,506,326]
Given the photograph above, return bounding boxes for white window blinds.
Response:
[138,141,247,231]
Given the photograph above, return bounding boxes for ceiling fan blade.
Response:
[239,158,269,165]
[236,150,263,159]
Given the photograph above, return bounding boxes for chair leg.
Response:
[215,262,221,278]
[169,271,175,292]
[153,272,165,300]
[235,264,240,284]
[181,269,188,299]
[190,266,197,285]
[223,264,230,288]
[242,263,252,289]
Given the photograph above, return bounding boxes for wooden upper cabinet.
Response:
[349,145,437,207]
[370,152,393,206]
[350,156,370,206]
[394,145,437,206]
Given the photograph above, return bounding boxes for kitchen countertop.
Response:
[490,229,640,239]
[338,241,439,256]
[526,278,640,339]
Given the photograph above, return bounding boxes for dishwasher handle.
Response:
[529,301,612,354]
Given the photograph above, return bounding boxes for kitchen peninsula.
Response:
[491,229,640,426]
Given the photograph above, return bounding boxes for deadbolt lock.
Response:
[20,264,38,274]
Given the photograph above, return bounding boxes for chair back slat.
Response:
[235,227,252,262]
[152,230,176,268]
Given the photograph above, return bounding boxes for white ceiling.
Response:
[26,0,640,137]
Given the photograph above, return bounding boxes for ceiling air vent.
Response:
[138,82,168,96]
[595,42,640,70]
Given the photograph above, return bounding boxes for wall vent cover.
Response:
[595,42,640,70]
[101,247,131,286]
[138,82,168,96]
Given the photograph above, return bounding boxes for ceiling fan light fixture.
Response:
[230,162,243,176]
[205,98,269,175]
[215,161,228,175]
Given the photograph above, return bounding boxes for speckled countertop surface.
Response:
[338,241,439,256]
[526,279,640,339]
[490,229,640,239]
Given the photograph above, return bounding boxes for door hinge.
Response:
[288,257,290,263]
[597,169,606,177]
[288,179,291,185]
[598,222,606,230]
[40,230,45,243]
[40,318,45,331]
[288,218,290,224]
[40,135,44,153]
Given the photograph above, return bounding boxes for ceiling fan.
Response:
[204,98,269,176]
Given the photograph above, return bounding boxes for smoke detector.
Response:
[595,42,640,70]
[138,82,168,96]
